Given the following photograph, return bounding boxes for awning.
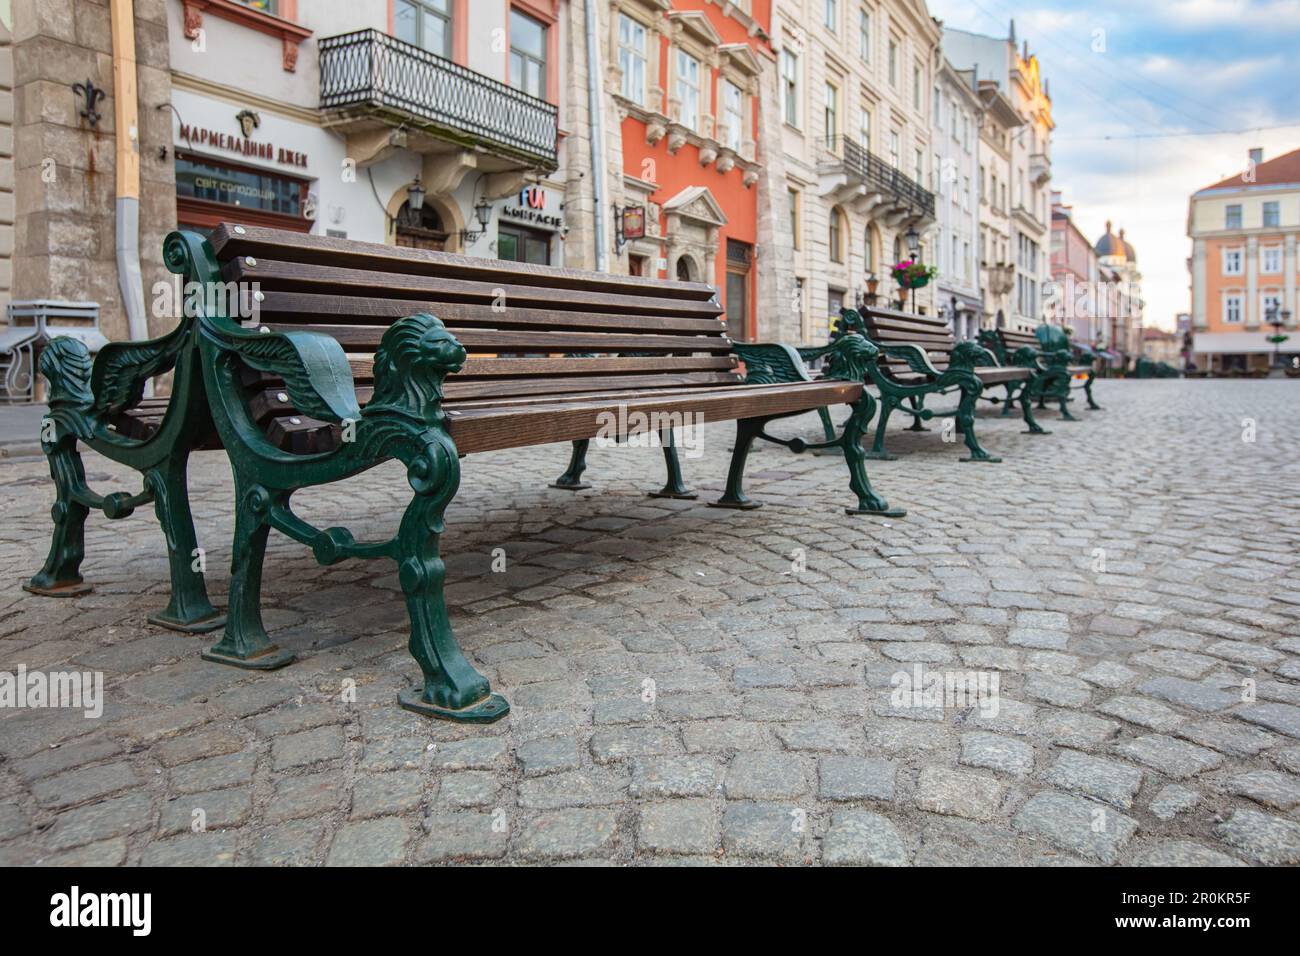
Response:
[1192,331,1300,354]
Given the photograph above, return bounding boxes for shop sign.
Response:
[501,186,563,229]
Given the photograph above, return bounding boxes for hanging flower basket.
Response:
[891,259,938,290]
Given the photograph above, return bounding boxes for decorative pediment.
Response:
[662,185,728,228]
[717,43,761,77]
[667,10,723,48]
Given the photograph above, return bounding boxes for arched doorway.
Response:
[675,255,698,282]
[395,200,448,250]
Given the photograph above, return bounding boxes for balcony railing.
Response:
[318,29,558,171]
[824,137,935,218]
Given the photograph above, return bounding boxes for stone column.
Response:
[754,49,796,343]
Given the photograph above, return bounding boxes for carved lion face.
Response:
[952,339,995,367]
[378,313,467,381]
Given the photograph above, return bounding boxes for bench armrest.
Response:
[733,342,815,384]
[881,342,944,378]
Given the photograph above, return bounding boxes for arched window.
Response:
[396,201,447,251]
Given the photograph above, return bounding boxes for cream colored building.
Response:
[972,73,1020,330]
[773,0,942,344]
[945,22,1053,332]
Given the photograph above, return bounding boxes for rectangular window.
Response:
[1262,292,1283,322]
[1224,294,1243,324]
[723,80,744,151]
[824,81,839,145]
[1263,201,1280,227]
[824,0,837,30]
[1225,204,1243,230]
[788,188,800,250]
[858,107,871,151]
[858,9,871,62]
[829,210,843,262]
[914,148,924,186]
[888,39,898,87]
[497,222,551,265]
[1262,245,1282,274]
[1222,247,1243,275]
[933,86,941,124]
[781,49,799,128]
[395,0,452,58]
[889,130,900,169]
[677,49,701,131]
[618,14,647,106]
[912,64,921,110]
[509,8,547,99]
[963,175,971,210]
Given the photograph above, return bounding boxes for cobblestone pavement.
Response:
[2,380,1299,866]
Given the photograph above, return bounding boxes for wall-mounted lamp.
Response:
[459,197,494,245]
[406,176,426,213]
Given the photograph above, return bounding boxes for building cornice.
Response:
[170,70,323,126]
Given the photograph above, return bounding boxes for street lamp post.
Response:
[1268,306,1291,372]
[905,225,921,313]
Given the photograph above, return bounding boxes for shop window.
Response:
[498,222,551,264]
[726,239,752,341]
[395,0,452,58]
[174,151,310,233]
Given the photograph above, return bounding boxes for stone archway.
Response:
[385,187,465,252]
[662,185,727,290]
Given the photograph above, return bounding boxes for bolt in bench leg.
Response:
[550,439,592,490]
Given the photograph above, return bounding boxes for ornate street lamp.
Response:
[905,225,921,258]
[1268,305,1291,371]
[406,176,426,214]
[459,197,494,245]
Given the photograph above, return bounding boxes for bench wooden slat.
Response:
[256,291,727,335]
[225,259,724,320]
[211,222,718,302]
[260,323,730,355]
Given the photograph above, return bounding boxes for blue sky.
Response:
[928,0,1300,330]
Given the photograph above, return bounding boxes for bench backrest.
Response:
[860,307,958,374]
[207,223,738,451]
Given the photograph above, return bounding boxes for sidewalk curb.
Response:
[0,442,43,460]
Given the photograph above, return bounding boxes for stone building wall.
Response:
[12,0,176,343]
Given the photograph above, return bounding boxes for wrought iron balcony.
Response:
[821,137,935,218]
[318,29,558,171]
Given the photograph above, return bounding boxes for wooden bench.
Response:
[852,307,1032,461]
[32,224,904,724]
[979,326,1100,429]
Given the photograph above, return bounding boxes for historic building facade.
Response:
[1093,219,1143,367]
[945,22,1052,332]
[560,0,780,341]
[931,58,981,340]
[1188,146,1300,373]
[1049,190,1097,344]
[773,0,941,344]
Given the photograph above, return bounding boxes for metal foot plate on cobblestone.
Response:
[201,646,296,670]
[548,481,591,491]
[149,611,226,634]
[22,580,93,598]
[708,499,762,510]
[398,689,510,723]
[647,490,699,500]
[959,456,1002,463]
[845,506,907,517]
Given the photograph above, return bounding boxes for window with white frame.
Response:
[676,49,701,131]
[889,130,900,169]
[1222,247,1243,276]
[824,0,837,30]
[858,106,871,151]
[1262,245,1282,274]
[950,99,958,138]
[722,79,744,151]
[1225,204,1242,230]
[913,148,924,186]
[618,14,647,106]
[963,175,971,211]
[824,81,839,144]
[858,9,871,62]
[1262,292,1283,322]
[1263,201,1280,228]
[781,49,799,128]
[887,39,898,87]
[509,8,548,99]
[395,0,452,58]
[912,64,921,111]
[933,87,941,124]
[788,188,800,250]
[1224,294,1243,324]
